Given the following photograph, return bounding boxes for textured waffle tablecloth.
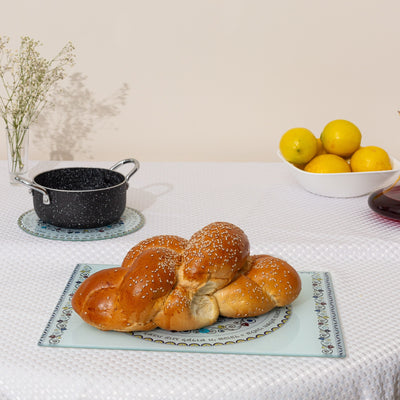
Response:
[1,160,400,400]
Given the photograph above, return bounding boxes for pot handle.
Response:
[110,158,140,183]
[14,176,51,205]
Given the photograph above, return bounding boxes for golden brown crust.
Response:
[71,267,128,331]
[214,255,302,318]
[246,255,302,306]
[181,222,249,291]
[121,235,188,269]
[72,222,301,332]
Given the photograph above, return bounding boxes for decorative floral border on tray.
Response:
[130,307,292,347]
[39,265,93,345]
[312,272,345,357]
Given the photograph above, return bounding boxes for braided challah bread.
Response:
[72,222,301,332]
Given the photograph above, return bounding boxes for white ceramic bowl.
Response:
[277,150,400,198]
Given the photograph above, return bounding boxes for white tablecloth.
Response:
[1,160,399,400]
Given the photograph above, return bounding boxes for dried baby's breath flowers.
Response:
[0,36,75,176]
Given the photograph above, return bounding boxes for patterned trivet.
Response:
[17,208,145,241]
[38,264,345,357]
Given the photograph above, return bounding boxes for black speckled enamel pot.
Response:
[16,158,140,229]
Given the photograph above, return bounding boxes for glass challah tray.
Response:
[38,264,345,358]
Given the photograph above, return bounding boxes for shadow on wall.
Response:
[33,72,129,160]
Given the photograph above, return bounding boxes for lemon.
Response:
[304,154,351,173]
[279,128,318,164]
[320,119,362,157]
[350,146,392,172]
[316,138,327,155]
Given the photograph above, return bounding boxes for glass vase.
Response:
[5,126,29,184]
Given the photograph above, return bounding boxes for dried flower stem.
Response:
[0,36,75,175]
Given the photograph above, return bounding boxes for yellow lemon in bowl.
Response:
[316,138,327,155]
[350,146,392,172]
[279,128,318,164]
[304,154,351,173]
[320,119,362,157]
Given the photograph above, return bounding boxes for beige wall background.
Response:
[1,0,400,163]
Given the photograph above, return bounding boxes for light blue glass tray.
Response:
[38,264,345,358]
